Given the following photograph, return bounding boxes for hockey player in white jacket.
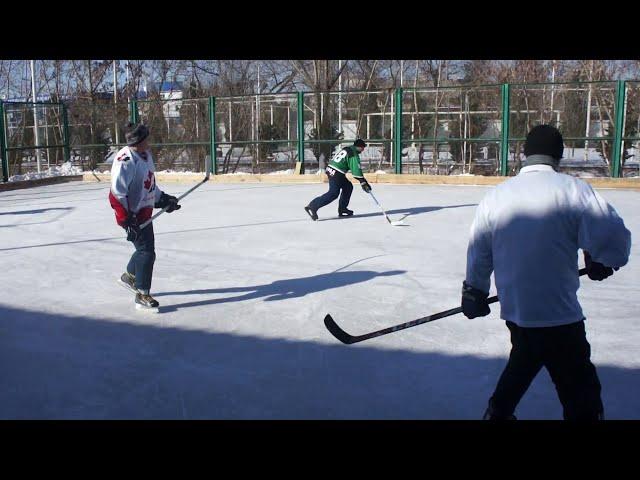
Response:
[463,124,631,420]
[109,122,181,310]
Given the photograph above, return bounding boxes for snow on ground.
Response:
[0,181,638,419]
[8,162,83,182]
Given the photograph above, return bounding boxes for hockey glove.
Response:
[155,192,181,213]
[584,251,617,281]
[461,281,491,319]
[359,179,372,193]
[123,213,141,242]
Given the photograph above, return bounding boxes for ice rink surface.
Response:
[0,180,638,419]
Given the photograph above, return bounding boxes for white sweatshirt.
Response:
[466,164,631,328]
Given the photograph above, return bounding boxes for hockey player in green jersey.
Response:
[304,139,372,221]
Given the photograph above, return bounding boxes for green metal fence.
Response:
[400,84,503,175]
[1,101,68,181]
[213,92,299,174]
[622,81,640,178]
[300,89,396,174]
[65,98,130,172]
[2,80,639,182]
[504,81,622,178]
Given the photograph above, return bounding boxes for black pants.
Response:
[308,168,353,212]
[126,223,156,292]
[489,320,603,420]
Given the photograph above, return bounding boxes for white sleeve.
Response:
[577,185,631,268]
[110,155,134,210]
[465,196,494,293]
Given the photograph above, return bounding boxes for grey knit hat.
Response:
[125,122,150,146]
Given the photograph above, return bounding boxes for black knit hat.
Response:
[354,139,366,149]
[524,124,564,160]
[125,122,150,146]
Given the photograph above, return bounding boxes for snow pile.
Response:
[9,162,83,182]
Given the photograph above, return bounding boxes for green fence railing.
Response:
[2,80,639,181]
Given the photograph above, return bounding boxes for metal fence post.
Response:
[297,91,305,174]
[500,83,511,176]
[62,103,71,163]
[612,80,626,178]
[209,96,217,175]
[129,99,139,124]
[394,87,403,174]
[0,100,8,182]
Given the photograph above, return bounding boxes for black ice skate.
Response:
[338,208,354,217]
[135,293,160,312]
[304,205,318,221]
[118,272,138,293]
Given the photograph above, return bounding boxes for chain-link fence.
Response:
[65,99,130,173]
[2,102,67,179]
[622,81,640,178]
[2,80,638,182]
[400,85,503,175]
[301,89,396,174]
[506,82,619,178]
[214,93,299,174]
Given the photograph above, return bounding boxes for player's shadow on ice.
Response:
[0,207,72,216]
[156,269,406,312]
[0,207,74,228]
[318,203,476,222]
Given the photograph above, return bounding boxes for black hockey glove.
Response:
[584,251,617,281]
[461,281,491,319]
[359,178,372,193]
[155,192,181,213]
[123,213,141,242]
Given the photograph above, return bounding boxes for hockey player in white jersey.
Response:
[109,122,181,311]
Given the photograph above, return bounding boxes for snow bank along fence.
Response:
[3,80,640,183]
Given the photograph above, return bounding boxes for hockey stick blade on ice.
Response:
[325,268,588,345]
[369,191,406,226]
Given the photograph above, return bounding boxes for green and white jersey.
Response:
[328,146,365,179]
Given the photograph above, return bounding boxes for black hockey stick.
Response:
[325,268,589,344]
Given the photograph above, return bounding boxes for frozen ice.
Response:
[0,180,638,419]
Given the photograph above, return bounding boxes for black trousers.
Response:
[126,223,156,292]
[308,168,354,212]
[489,320,604,420]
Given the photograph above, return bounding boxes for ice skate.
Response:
[304,205,318,221]
[135,292,160,312]
[118,272,138,294]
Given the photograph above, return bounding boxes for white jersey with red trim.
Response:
[110,146,163,219]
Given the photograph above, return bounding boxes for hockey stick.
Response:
[140,157,212,230]
[368,191,406,226]
[324,268,589,344]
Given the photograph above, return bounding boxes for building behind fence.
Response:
[2,80,639,181]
